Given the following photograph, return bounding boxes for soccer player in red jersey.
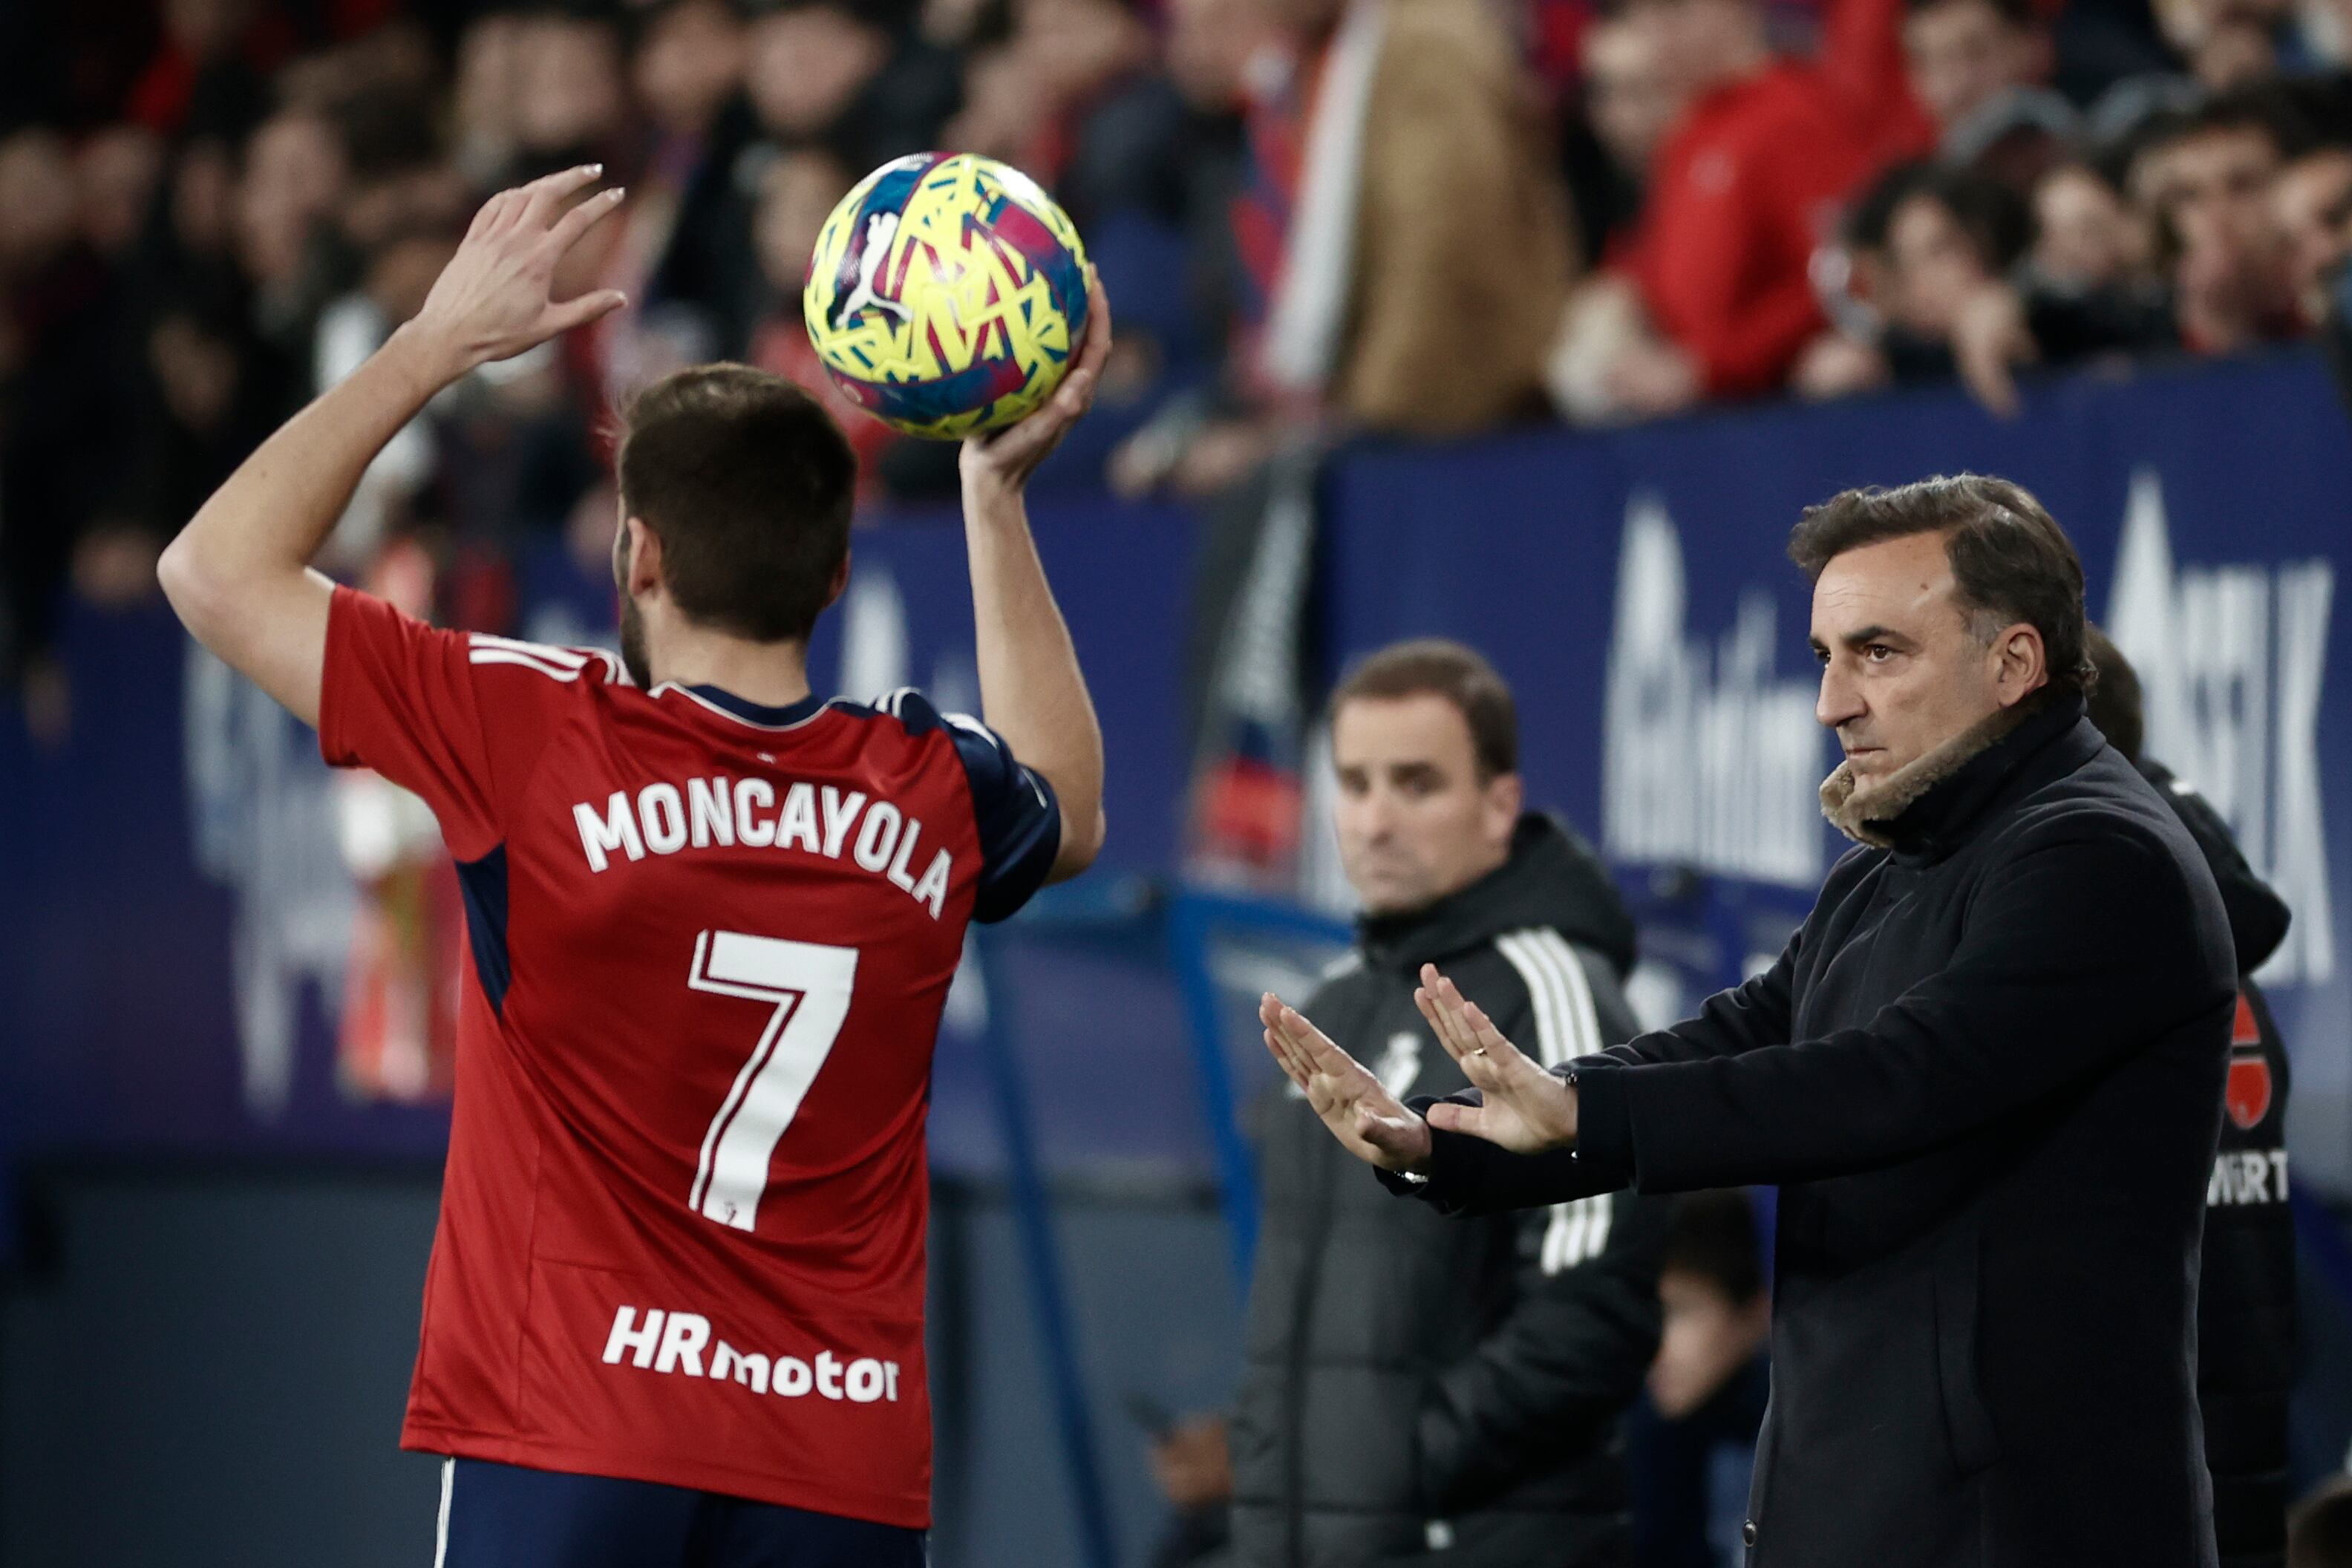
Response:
[157,165,1111,1566]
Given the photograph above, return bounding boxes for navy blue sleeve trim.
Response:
[454,845,512,1016]
[870,690,1063,923]
[951,719,1063,923]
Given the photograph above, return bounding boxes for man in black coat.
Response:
[1227,640,1667,1568]
[1261,477,2240,1568]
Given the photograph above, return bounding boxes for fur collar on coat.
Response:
[1819,690,2059,848]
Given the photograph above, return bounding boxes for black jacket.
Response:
[2149,760,2296,1568]
[1390,696,2238,1568]
[1232,817,1669,1568]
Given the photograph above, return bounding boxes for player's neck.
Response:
[648,625,813,709]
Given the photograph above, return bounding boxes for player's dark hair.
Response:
[2082,624,2144,762]
[1662,1189,1765,1307]
[1330,638,1519,783]
[1788,474,2096,697]
[616,364,857,644]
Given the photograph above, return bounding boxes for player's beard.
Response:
[618,595,653,690]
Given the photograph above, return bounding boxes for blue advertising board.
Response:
[2,348,2346,1189]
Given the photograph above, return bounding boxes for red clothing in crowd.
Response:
[125,0,397,133]
[1618,0,1933,396]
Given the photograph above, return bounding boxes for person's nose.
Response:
[1817,659,1865,731]
[1357,785,1402,842]
[1336,791,1385,848]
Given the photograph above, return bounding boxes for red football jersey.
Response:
[318,587,1060,1526]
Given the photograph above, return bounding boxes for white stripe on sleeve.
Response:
[1500,928,1617,1273]
[467,633,587,667]
[467,648,584,682]
[1495,932,1569,1068]
[1533,929,1604,1060]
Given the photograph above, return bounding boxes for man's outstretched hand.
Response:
[961,268,1113,497]
[1260,993,1433,1173]
[405,164,630,384]
[1412,963,1579,1153]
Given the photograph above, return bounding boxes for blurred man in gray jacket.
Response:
[1229,639,1667,1568]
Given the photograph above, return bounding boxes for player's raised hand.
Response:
[1261,993,1434,1173]
[1413,964,1579,1152]
[405,165,630,382]
[961,267,1114,496]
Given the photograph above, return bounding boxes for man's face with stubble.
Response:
[1330,693,1520,916]
[1809,530,2042,784]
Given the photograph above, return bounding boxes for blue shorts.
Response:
[433,1457,930,1568]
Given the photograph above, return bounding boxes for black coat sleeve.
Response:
[1575,817,2234,1194]
[1601,928,1799,1066]
[1414,947,1668,1508]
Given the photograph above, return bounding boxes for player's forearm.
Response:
[962,482,1105,877]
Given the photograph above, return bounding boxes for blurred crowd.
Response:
[6,0,2352,724]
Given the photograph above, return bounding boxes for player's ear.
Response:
[820,547,852,612]
[624,517,665,599]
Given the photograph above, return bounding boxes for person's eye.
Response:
[1866,644,1897,662]
[1812,647,1831,666]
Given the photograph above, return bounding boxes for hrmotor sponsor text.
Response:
[601,1305,904,1403]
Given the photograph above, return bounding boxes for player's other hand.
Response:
[1261,993,1434,1174]
[960,267,1113,499]
[403,166,630,384]
[1413,964,1579,1153]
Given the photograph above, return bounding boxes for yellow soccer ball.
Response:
[803,152,1091,440]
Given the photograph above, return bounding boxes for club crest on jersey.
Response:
[571,775,953,918]
[2224,991,2273,1131]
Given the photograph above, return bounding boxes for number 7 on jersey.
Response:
[687,930,860,1231]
